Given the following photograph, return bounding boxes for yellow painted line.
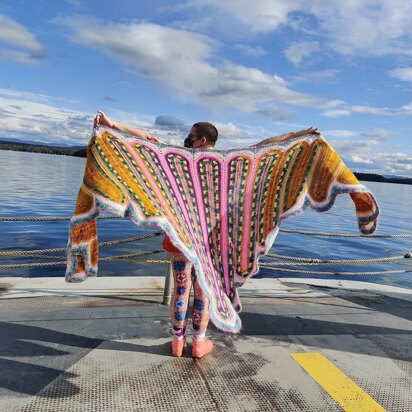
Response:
[291,353,386,412]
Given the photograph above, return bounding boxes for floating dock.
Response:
[1,276,411,411]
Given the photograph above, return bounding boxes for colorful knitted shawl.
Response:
[66,126,379,332]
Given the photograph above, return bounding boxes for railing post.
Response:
[163,255,173,305]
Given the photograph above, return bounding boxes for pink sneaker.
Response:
[192,338,213,358]
[171,337,186,357]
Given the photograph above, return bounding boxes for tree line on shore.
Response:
[0,141,86,157]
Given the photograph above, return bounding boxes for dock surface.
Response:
[1,276,411,411]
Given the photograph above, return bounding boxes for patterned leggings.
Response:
[170,252,210,340]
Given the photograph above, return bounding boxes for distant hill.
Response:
[1,140,411,184]
[382,174,411,180]
[0,136,82,148]
[353,172,412,185]
[0,139,86,157]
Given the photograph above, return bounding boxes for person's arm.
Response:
[94,111,159,142]
[253,127,320,147]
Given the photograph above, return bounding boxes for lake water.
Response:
[0,150,411,288]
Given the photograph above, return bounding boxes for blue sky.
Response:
[1,0,412,176]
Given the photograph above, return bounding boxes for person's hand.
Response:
[147,135,160,142]
[295,126,320,138]
[94,111,115,129]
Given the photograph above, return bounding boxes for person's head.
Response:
[184,122,218,149]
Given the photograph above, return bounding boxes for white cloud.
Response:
[168,15,214,32]
[57,17,335,113]
[351,155,374,164]
[329,138,412,177]
[0,90,190,146]
[254,106,293,121]
[322,102,412,117]
[352,103,412,116]
[322,109,351,118]
[0,15,45,63]
[351,105,394,115]
[56,17,218,98]
[185,0,299,32]
[325,139,379,152]
[283,41,320,65]
[323,99,346,108]
[401,103,412,114]
[323,129,357,138]
[360,129,393,139]
[323,128,392,140]
[0,88,92,144]
[200,63,325,110]
[0,88,50,103]
[389,67,412,83]
[188,1,412,58]
[307,2,412,57]
[211,121,256,148]
[373,152,412,174]
[234,43,266,57]
[293,69,340,83]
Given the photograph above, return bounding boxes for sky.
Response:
[1,0,412,176]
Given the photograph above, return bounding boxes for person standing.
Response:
[94,111,319,358]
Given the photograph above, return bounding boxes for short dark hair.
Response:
[192,122,218,144]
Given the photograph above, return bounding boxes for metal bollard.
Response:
[163,256,173,306]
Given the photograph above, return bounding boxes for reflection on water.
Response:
[0,150,411,288]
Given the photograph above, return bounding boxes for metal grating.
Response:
[16,335,342,412]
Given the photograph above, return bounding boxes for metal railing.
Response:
[1,215,411,305]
